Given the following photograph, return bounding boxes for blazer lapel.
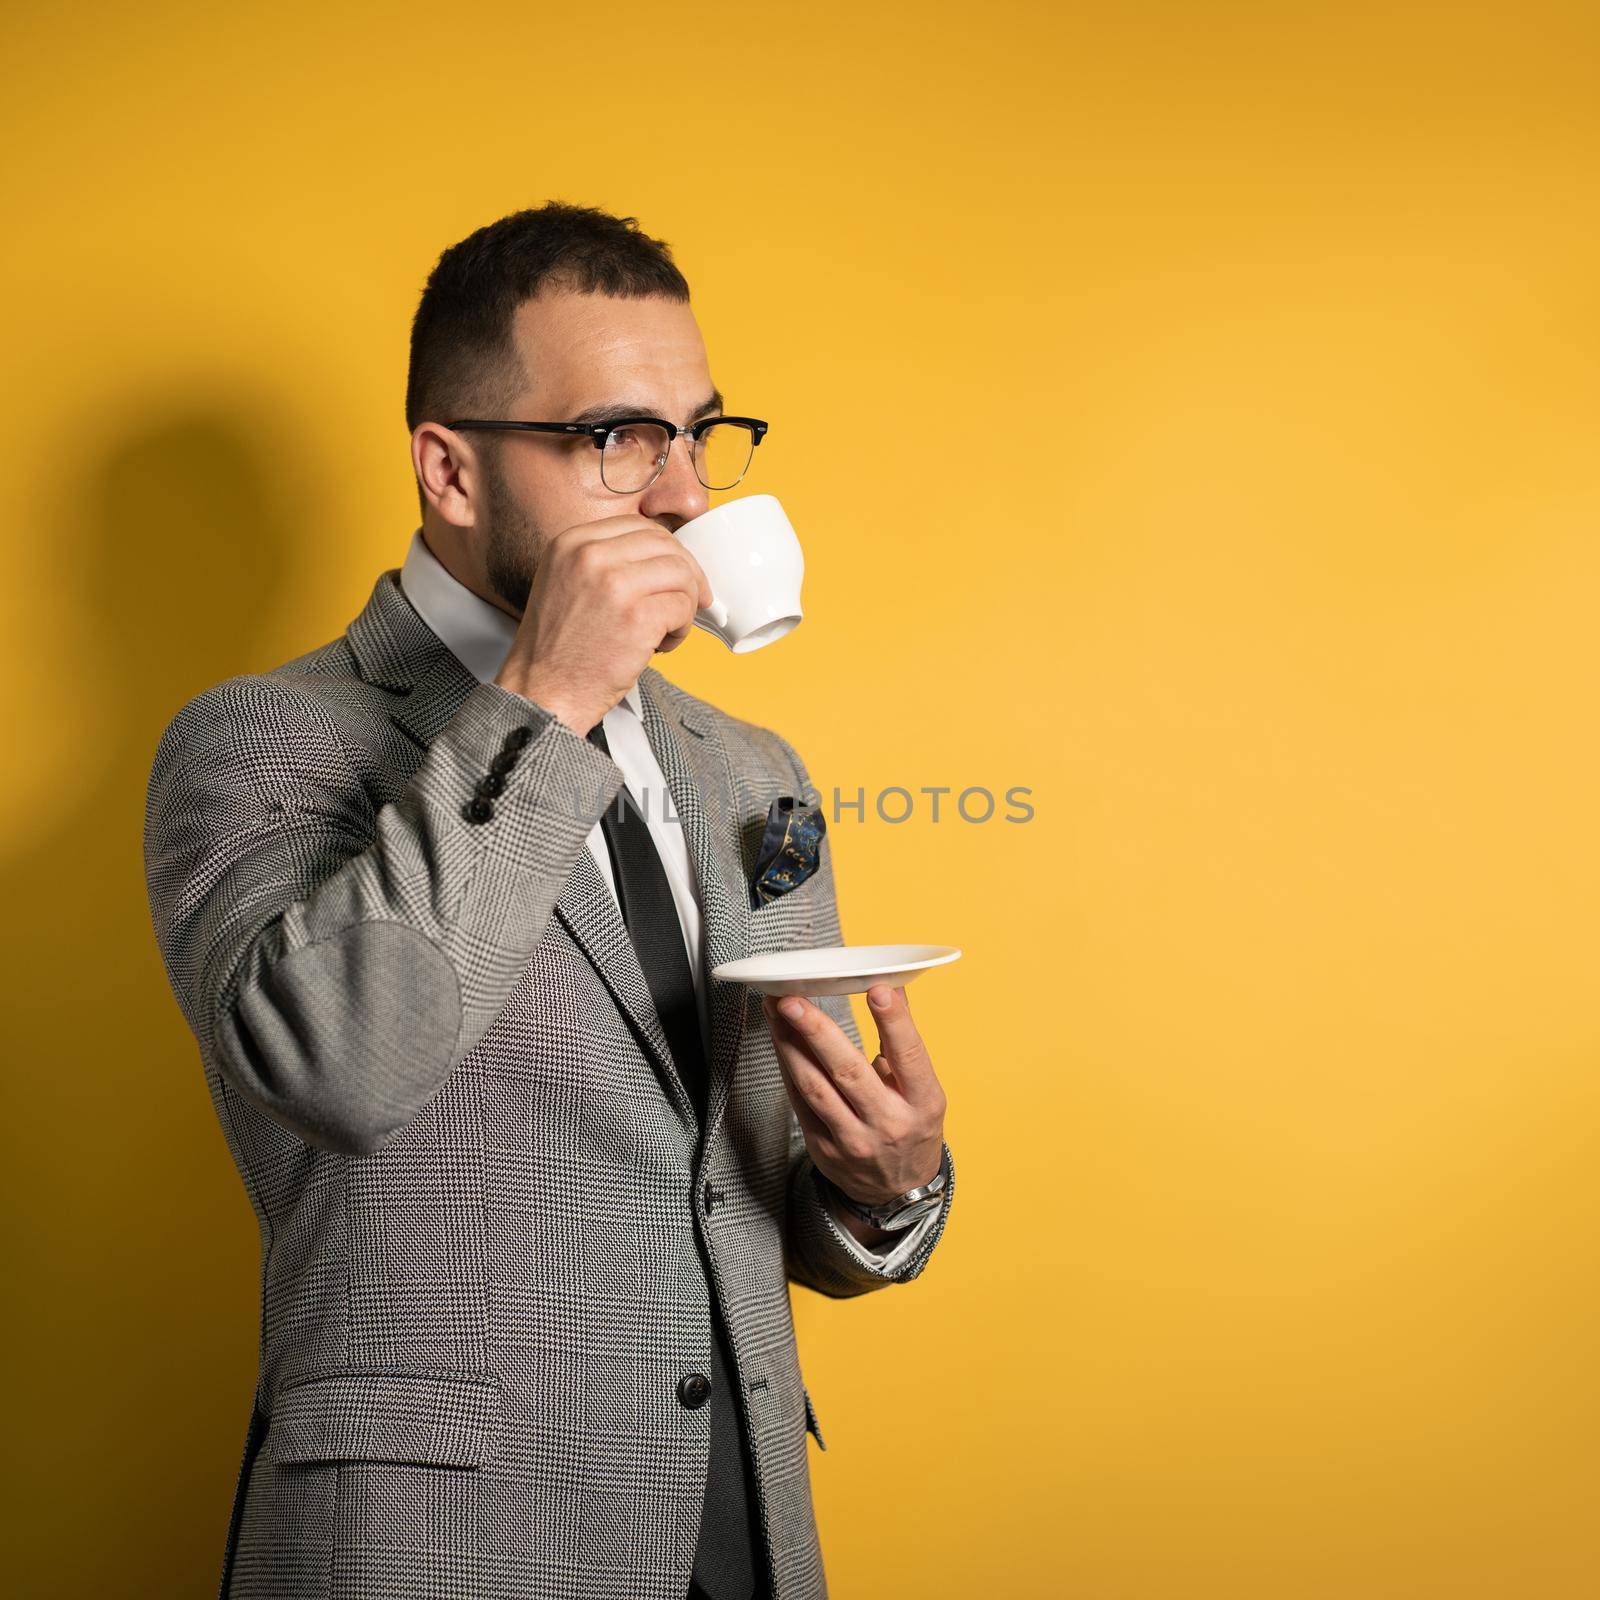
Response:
[635,667,755,1155]
[552,851,693,1128]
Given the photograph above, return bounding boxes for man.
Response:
[143,202,955,1600]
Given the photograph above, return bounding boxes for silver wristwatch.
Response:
[825,1151,948,1232]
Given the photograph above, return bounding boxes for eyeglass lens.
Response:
[600,421,756,493]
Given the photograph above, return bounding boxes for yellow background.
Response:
[3,2,1598,1594]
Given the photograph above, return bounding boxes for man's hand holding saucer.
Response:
[761,984,948,1248]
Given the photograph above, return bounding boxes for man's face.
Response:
[470,288,720,615]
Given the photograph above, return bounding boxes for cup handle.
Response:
[704,598,730,630]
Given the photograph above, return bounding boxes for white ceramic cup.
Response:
[673,493,804,654]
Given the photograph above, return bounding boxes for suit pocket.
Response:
[268,1369,501,1468]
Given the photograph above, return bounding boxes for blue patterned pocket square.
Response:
[750,795,827,908]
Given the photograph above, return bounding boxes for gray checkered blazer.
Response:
[142,567,955,1600]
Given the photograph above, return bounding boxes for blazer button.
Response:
[504,725,534,752]
[489,750,519,777]
[677,1373,712,1409]
[464,797,495,824]
[476,772,506,798]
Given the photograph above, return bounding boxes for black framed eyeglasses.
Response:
[446,413,769,494]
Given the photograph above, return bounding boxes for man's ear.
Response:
[413,422,481,530]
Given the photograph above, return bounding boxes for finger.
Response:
[774,1044,838,1153]
[609,551,706,599]
[643,590,700,653]
[675,545,714,610]
[570,529,696,582]
[667,543,710,611]
[865,984,942,1108]
[762,996,862,1135]
[768,994,896,1122]
[558,517,675,553]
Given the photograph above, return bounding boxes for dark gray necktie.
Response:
[587,719,708,1124]
[585,718,763,1600]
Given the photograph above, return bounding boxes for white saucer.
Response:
[710,943,962,997]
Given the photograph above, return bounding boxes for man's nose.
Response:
[637,430,708,522]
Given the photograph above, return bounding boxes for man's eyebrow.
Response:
[564,388,725,428]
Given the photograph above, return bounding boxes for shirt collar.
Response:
[400,527,642,718]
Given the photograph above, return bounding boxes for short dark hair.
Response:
[405,201,692,438]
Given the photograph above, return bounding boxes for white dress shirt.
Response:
[400,526,934,1270]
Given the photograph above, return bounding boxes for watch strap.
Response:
[823,1153,948,1231]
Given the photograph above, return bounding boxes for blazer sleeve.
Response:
[143,674,622,1157]
[767,730,957,1298]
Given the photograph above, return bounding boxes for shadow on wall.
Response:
[1,401,308,1597]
